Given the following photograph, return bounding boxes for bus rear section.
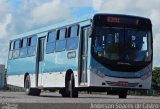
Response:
[85,14,152,98]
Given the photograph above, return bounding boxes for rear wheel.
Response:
[61,73,78,98]
[118,90,128,99]
[24,75,41,96]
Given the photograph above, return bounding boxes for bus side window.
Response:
[58,28,67,40]
[20,38,28,57]
[70,25,79,37]
[28,35,37,56]
[46,31,56,53]
[8,41,14,59]
[12,39,20,59]
[66,25,79,50]
[55,28,67,52]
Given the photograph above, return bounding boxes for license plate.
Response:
[117,81,128,86]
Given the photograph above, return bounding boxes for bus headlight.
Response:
[90,68,106,78]
[141,71,151,80]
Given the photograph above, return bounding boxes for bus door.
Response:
[36,37,45,87]
[79,27,90,85]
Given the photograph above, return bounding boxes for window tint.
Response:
[46,43,55,53]
[58,28,66,40]
[28,36,37,56]
[21,38,27,48]
[29,36,37,46]
[67,37,79,50]
[48,31,56,42]
[28,47,36,56]
[12,50,20,58]
[46,31,56,53]
[20,48,27,57]
[13,40,20,58]
[55,40,66,52]
[20,38,28,57]
[14,40,20,49]
[70,25,79,37]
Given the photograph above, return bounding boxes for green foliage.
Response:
[152,67,160,90]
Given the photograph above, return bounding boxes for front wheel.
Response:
[61,73,78,98]
[24,75,41,96]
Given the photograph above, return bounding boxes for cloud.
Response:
[92,0,102,10]
[153,33,160,67]
[150,10,160,32]
[29,0,71,27]
[92,0,132,14]
[0,14,12,39]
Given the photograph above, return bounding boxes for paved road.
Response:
[0,91,160,103]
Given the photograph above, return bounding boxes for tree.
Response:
[152,67,160,90]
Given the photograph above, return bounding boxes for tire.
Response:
[118,90,127,99]
[24,75,41,96]
[61,73,78,98]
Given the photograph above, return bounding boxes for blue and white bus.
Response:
[7,13,153,98]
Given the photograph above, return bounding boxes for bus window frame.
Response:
[12,39,21,59]
[27,35,37,57]
[8,41,14,60]
[66,24,79,51]
[58,28,67,40]
[20,37,28,58]
[55,28,67,52]
[46,30,57,54]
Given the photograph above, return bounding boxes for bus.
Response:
[7,13,153,98]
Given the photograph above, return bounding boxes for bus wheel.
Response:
[24,75,41,96]
[118,90,127,99]
[62,73,78,98]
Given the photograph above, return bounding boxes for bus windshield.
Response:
[92,27,152,63]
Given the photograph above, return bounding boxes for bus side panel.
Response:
[7,75,24,87]
[42,49,79,88]
[7,56,36,87]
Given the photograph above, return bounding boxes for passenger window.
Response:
[46,31,56,53]
[55,40,66,52]
[8,41,14,59]
[13,40,20,58]
[66,37,78,50]
[28,36,37,56]
[14,40,20,49]
[55,28,66,52]
[69,25,79,37]
[29,36,37,46]
[46,43,55,53]
[66,25,79,50]
[48,31,56,42]
[58,28,66,40]
[20,38,28,57]
[21,38,28,48]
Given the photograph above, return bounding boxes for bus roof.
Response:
[10,13,150,41]
[10,13,94,41]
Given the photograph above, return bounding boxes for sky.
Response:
[0,0,160,67]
